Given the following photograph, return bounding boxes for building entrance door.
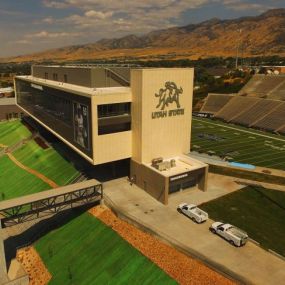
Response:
[169,177,197,194]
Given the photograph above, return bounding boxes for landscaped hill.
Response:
[3,9,285,63]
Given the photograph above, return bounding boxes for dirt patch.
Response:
[89,206,236,285]
[34,137,49,149]
[17,246,52,285]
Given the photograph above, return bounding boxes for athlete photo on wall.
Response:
[73,102,89,150]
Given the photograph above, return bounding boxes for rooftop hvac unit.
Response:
[151,157,163,166]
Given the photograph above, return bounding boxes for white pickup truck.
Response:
[210,222,248,247]
[177,203,208,223]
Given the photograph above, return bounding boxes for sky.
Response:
[0,0,284,57]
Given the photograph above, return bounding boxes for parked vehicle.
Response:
[177,203,208,223]
[210,222,248,247]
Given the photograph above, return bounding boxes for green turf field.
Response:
[0,120,79,200]
[13,140,79,186]
[191,118,285,171]
[0,120,31,147]
[200,186,285,256]
[35,212,176,285]
[0,155,50,200]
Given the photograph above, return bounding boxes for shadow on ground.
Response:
[4,203,99,271]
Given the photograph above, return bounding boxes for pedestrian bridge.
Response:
[0,179,102,228]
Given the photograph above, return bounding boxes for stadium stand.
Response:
[231,99,283,126]
[199,74,285,133]
[238,74,285,99]
[252,102,285,132]
[268,80,285,101]
[200,93,235,114]
[214,96,261,122]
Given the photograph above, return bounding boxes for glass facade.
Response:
[97,103,131,135]
[16,78,92,157]
[98,103,130,118]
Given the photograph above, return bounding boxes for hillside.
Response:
[3,9,285,63]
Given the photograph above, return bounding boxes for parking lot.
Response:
[104,176,285,285]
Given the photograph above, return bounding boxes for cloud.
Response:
[84,10,113,19]
[42,17,55,24]
[25,30,79,39]
[13,39,30,45]
[222,0,272,12]
[49,0,210,39]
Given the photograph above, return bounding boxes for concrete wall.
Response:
[131,68,193,164]
[32,66,130,88]
[91,89,132,164]
[32,66,93,87]
[0,105,22,121]
[130,160,168,204]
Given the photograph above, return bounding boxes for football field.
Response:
[191,118,285,171]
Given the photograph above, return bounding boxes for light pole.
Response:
[235,29,242,70]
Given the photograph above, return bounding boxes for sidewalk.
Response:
[104,177,285,285]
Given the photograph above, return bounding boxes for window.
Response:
[53,73,58,81]
[97,103,131,135]
[44,72,48,79]
[98,103,130,118]
[64,74,67,83]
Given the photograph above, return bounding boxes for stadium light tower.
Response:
[235,29,242,70]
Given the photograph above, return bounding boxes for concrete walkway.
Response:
[104,178,285,285]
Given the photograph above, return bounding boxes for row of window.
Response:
[44,72,68,83]
[5,112,24,120]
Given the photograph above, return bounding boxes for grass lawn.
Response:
[191,117,285,171]
[0,155,50,200]
[13,140,79,186]
[0,120,79,200]
[35,212,176,285]
[0,120,31,146]
[200,186,285,256]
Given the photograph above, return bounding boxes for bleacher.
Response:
[214,96,261,122]
[238,74,285,99]
[268,80,285,101]
[231,99,283,126]
[252,103,285,132]
[200,93,234,114]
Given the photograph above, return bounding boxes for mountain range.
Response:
[3,9,285,63]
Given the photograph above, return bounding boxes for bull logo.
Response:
[155,81,183,110]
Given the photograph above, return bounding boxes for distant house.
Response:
[206,67,230,79]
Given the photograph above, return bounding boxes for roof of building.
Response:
[16,75,131,98]
[144,155,207,178]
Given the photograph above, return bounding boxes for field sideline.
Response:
[191,118,285,170]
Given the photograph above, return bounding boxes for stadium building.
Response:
[14,66,208,204]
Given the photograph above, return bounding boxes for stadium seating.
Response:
[231,99,283,126]
[214,96,261,122]
[268,80,285,101]
[252,103,285,131]
[238,74,285,99]
[200,93,235,114]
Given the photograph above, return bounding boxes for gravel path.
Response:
[17,246,51,285]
